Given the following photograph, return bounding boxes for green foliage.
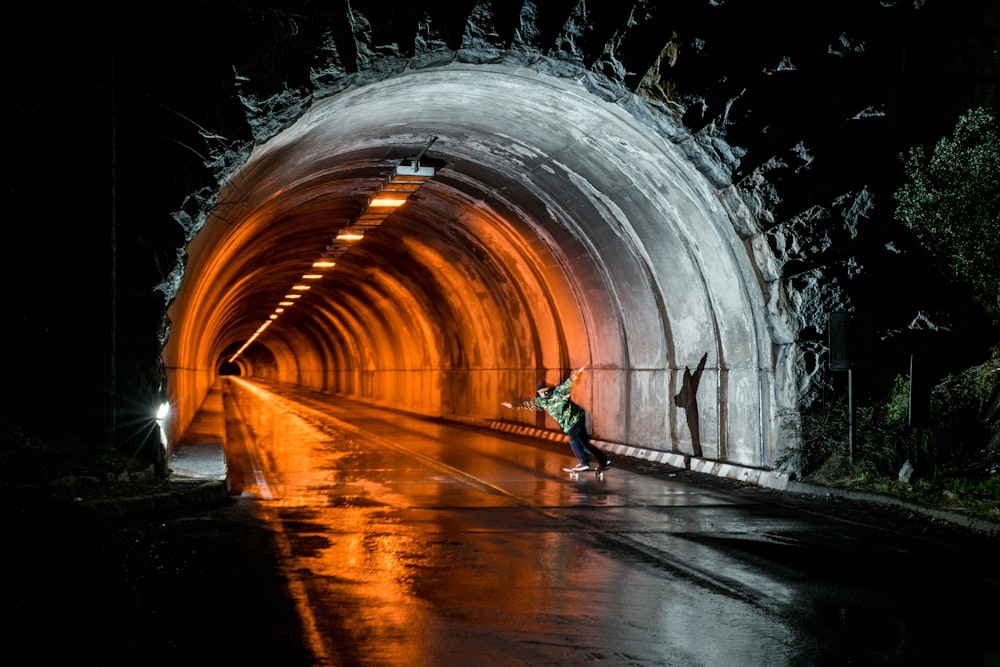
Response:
[894,107,1000,321]
[933,475,1000,499]
[929,345,1000,474]
[794,347,1000,521]
[855,374,921,474]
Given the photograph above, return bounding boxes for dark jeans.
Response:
[566,421,608,467]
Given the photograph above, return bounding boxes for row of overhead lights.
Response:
[228,144,438,363]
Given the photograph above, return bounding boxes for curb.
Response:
[464,416,1000,537]
[87,479,230,524]
[783,480,1000,537]
[474,416,791,489]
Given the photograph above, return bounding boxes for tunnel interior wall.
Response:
[164,63,789,469]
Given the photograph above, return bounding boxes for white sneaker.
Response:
[571,463,592,472]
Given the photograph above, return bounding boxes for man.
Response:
[502,367,611,472]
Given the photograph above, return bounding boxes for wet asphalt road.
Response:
[14,376,996,666]
[209,378,999,666]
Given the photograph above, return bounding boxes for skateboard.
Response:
[563,466,608,480]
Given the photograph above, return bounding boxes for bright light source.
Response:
[275,307,284,313]
[395,162,436,178]
[302,274,323,280]
[312,260,336,268]
[291,284,311,291]
[336,230,365,241]
[284,294,302,299]
[369,197,406,208]
[279,301,294,306]
[155,401,170,449]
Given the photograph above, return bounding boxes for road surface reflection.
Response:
[218,377,998,666]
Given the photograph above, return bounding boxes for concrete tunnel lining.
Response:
[163,63,784,469]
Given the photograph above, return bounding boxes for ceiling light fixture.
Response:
[335,229,365,241]
[228,138,439,363]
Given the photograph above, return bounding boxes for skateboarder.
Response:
[502,367,611,472]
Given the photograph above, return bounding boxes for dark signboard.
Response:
[828,312,874,370]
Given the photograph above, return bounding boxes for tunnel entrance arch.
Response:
[164,62,793,470]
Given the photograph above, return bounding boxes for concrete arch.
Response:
[163,63,788,468]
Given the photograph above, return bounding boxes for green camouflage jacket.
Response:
[517,373,585,432]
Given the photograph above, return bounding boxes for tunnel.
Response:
[162,62,793,471]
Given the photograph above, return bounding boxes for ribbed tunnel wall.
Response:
[163,63,787,468]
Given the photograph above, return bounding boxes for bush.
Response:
[779,394,850,479]
[894,107,1000,322]
[926,346,1000,478]
[855,374,920,475]
[794,348,999,501]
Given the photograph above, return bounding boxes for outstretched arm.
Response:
[502,399,541,410]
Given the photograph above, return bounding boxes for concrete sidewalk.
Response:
[169,383,229,483]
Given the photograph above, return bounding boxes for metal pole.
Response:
[406,136,438,170]
[108,9,118,456]
[847,368,854,465]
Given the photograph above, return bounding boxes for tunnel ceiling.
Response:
[149,0,1000,470]
[167,63,741,384]
[6,0,996,462]
[163,48,789,471]
[36,0,974,471]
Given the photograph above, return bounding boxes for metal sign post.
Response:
[829,312,874,464]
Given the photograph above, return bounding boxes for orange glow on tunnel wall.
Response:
[227,158,437,364]
[164,67,784,473]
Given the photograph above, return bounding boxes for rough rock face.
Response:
[7,0,998,459]
[183,2,997,393]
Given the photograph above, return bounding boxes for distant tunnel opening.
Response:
[163,63,788,469]
[218,362,241,377]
